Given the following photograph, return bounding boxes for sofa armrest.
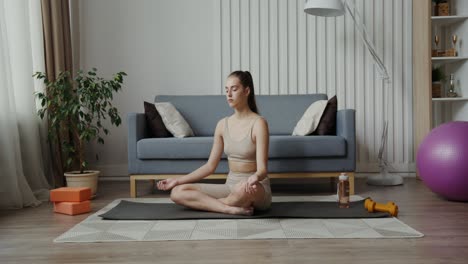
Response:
[336,109,356,171]
[128,113,148,173]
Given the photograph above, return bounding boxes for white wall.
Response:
[79,0,414,177]
[79,0,217,176]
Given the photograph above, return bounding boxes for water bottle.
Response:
[338,173,350,208]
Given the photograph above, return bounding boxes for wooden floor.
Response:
[1,177,468,264]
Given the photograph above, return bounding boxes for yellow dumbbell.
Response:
[364,198,398,217]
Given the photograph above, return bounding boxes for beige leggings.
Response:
[194,171,272,210]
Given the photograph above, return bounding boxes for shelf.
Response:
[432,97,468,102]
[431,15,468,26]
[432,56,468,64]
[425,2,468,130]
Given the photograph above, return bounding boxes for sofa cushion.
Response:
[313,95,337,135]
[292,100,328,136]
[144,101,172,138]
[137,136,346,160]
[137,137,219,159]
[155,94,328,136]
[155,102,194,138]
[269,135,346,158]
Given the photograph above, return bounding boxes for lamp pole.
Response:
[304,0,404,185]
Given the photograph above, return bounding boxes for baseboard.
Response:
[355,172,416,178]
[99,176,129,181]
[357,162,416,173]
[92,164,128,178]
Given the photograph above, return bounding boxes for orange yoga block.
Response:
[54,200,91,215]
[50,187,92,202]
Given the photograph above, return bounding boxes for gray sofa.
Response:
[128,94,356,197]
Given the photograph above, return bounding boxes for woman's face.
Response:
[225,76,249,108]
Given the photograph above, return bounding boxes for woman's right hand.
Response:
[156,178,179,191]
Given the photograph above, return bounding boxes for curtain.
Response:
[0,0,51,209]
[40,0,74,186]
[41,0,72,78]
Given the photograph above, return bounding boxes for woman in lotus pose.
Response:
[157,71,271,215]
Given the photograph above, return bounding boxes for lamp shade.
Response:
[304,0,345,17]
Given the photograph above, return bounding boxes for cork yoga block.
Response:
[50,187,92,202]
[54,200,91,216]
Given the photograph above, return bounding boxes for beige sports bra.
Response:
[224,116,262,163]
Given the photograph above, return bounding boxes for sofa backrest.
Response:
[155,94,328,136]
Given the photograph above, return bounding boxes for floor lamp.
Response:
[304,0,404,186]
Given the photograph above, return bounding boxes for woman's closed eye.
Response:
[225,88,238,94]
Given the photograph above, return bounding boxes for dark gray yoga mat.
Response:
[99,199,390,220]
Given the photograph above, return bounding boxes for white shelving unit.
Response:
[431,0,468,126]
[431,15,468,26]
[432,97,468,101]
[432,56,468,63]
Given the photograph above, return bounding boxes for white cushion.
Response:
[292,100,328,136]
[155,102,194,138]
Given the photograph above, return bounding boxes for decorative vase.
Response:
[437,3,450,16]
[64,170,100,197]
[432,82,442,98]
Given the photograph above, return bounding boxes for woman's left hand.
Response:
[245,174,260,194]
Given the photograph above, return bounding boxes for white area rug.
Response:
[54,195,423,242]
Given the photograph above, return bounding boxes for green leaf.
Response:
[32,68,125,169]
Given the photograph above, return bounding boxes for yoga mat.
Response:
[99,199,389,220]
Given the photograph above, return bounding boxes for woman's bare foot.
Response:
[225,205,254,216]
[219,195,252,208]
[219,182,256,208]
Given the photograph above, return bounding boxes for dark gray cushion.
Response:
[143,101,172,138]
[313,95,337,135]
[137,135,345,160]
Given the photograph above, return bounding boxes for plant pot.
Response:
[64,170,99,197]
[432,82,442,98]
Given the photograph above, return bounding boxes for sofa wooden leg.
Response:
[130,176,137,198]
[348,172,355,195]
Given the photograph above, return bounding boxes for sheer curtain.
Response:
[0,0,51,209]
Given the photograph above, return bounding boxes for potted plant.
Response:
[34,68,126,196]
[432,66,446,98]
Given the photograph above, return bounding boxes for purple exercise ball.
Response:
[416,121,468,201]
